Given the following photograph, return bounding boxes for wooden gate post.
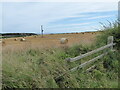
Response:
[107,36,113,50]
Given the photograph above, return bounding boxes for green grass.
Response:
[2,20,119,88]
[2,46,119,88]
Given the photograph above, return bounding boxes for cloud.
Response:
[48,22,91,28]
[2,2,118,33]
[84,15,115,20]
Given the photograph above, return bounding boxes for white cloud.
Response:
[45,2,117,25]
[67,15,88,18]
[47,22,91,28]
[2,2,118,33]
[85,15,115,20]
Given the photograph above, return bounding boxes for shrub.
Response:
[97,20,120,50]
[103,51,119,72]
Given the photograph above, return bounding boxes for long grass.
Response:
[2,20,119,88]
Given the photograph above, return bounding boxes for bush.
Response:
[97,20,120,50]
[103,51,119,72]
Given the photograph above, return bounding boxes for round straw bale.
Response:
[60,38,68,44]
[20,38,26,41]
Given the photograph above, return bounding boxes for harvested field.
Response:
[2,32,100,51]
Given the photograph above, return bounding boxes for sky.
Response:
[0,2,118,34]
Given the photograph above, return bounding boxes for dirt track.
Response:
[1,32,100,51]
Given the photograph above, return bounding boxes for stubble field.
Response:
[1,32,100,51]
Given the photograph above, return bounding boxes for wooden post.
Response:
[41,25,43,38]
[107,36,113,50]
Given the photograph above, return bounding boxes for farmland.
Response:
[1,29,119,88]
[1,32,100,51]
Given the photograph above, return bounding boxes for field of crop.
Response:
[1,32,100,51]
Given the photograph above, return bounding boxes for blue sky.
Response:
[0,2,118,34]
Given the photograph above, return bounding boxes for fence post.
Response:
[107,36,113,50]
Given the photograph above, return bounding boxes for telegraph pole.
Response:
[41,25,44,38]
